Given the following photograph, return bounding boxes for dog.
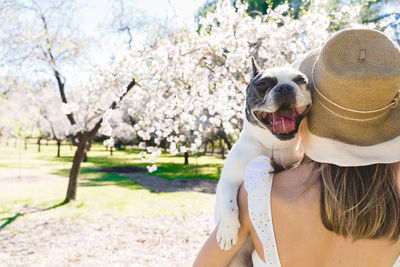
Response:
[214,57,311,259]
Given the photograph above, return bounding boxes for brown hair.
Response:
[319,162,400,241]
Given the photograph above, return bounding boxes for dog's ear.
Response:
[251,57,260,78]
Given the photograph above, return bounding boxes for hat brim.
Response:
[300,119,400,166]
[295,49,400,166]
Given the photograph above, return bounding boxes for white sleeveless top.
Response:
[243,156,400,267]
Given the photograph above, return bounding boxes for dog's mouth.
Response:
[254,104,309,140]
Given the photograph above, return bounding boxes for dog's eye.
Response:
[254,77,277,88]
[255,86,267,97]
[293,75,307,85]
[254,77,277,97]
[254,82,269,97]
[255,82,267,87]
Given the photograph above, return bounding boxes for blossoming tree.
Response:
[126,1,344,168]
[0,0,138,201]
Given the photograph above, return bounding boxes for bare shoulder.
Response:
[272,161,320,204]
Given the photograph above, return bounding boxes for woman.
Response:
[194,28,400,266]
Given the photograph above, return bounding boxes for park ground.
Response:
[0,141,225,266]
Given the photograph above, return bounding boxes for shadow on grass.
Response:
[46,159,222,195]
[78,170,146,189]
[48,168,148,191]
[50,166,218,194]
[40,155,73,164]
[150,163,221,180]
[42,151,141,167]
[46,147,222,192]
[53,160,221,182]
[0,200,69,231]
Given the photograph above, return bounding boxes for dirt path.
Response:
[0,171,217,267]
[0,212,214,267]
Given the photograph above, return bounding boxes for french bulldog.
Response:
[214,57,311,253]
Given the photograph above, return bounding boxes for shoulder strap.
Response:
[244,156,281,266]
[394,255,400,267]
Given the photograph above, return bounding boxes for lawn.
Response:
[0,140,222,224]
[0,140,224,180]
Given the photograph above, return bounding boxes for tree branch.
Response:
[34,0,77,126]
[362,13,400,23]
[41,112,59,141]
[236,69,246,84]
[119,26,132,48]
[87,79,136,139]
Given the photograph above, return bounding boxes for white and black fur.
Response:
[214,58,311,258]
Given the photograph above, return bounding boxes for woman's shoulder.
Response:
[272,160,319,203]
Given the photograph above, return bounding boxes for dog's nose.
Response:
[275,84,294,94]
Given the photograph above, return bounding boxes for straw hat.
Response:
[296,28,400,166]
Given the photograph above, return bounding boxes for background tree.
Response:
[128,1,332,167]
[30,82,71,157]
[0,0,136,202]
[0,80,39,148]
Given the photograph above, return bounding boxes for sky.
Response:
[0,0,211,84]
[60,0,211,86]
[80,0,210,37]
[133,0,210,25]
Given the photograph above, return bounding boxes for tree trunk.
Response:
[184,151,189,165]
[161,139,167,152]
[57,139,61,157]
[110,146,113,156]
[37,137,41,153]
[218,130,232,150]
[83,139,92,162]
[46,139,49,146]
[65,137,87,202]
[71,135,78,146]
[24,137,28,150]
[203,140,215,155]
[63,79,135,202]
[219,137,225,159]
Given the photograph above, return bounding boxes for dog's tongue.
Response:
[273,116,295,134]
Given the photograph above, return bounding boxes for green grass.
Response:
[3,140,224,180]
[0,141,220,227]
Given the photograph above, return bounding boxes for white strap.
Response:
[394,255,400,267]
[244,156,281,266]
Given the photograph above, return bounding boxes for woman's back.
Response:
[244,159,400,267]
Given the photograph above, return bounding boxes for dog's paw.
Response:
[216,209,240,251]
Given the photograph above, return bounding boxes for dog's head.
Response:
[245,57,311,141]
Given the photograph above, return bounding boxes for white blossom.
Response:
[146,164,157,173]
[103,137,115,147]
[62,102,78,115]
